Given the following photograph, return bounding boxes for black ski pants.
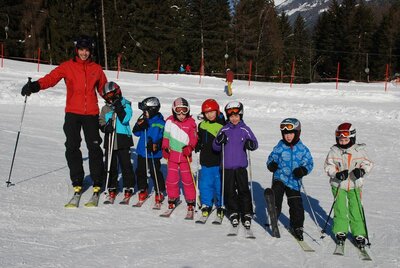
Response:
[224,167,253,217]
[105,148,136,190]
[272,180,304,229]
[63,113,104,187]
[136,155,165,193]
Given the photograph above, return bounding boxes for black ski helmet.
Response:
[74,35,95,53]
[139,97,161,118]
[280,118,301,145]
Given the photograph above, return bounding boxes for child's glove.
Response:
[112,99,126,121]
[162,148,170,159]
[244,139,256,151]
[293,166,308,179]
[335,170,348,181]
[352,168,365,179]
[182,146,193,157]
[215,132,227,145]
[104,119,114,133]
[147,138,159,153]
[267,161,278,173]
[132,117,148,133]
[195,143,202,153]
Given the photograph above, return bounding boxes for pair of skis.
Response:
[195,210,224,225]
[227,225,256,239]
[264,188,315,252]
[64,193,100,208]
[334,241,372,261]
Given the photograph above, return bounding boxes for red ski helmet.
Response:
[201,99,220,115]
[335,122,356,148]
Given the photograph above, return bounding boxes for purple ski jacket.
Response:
[212,120,258,169]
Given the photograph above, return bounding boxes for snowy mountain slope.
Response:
[275,0,385,28]
[0,59,399,267]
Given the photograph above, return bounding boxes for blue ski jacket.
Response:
[134,113,165,158]
[267,139,314,191]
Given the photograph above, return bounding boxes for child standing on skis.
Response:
[132,97,166,206]
[212,101,258,229]
[324,122,373,247]
[266,118,313,241]
[162,97,198,213]
[99,82,136,204]
[196,99,226,220]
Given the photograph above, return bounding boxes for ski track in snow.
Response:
[1,59,399,267]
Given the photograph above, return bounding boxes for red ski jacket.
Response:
[38,57,107,115]
[226,70,234,82]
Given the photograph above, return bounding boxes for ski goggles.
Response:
[280,123,295,131]
[104,91,121,102]
[226,108,240,116]
[173,106,189,115]
[335,130,354,138]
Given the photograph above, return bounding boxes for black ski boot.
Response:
[241,214,252,229]
[336,232,346,245]
[355,235,366,249]
[293,227,304,241]
[229,213,239,227]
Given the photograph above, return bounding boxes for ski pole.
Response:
[355,188,371,247]
[320,184,341,238]
[186,155,199,212]
[299,180,319,230]
[195,153,200,208]
[144,128,150,179]
[6,77,31,187]
[150,151,160,195]
[247,150,255,217]
[221,143,225,210]
[104,113,117,194]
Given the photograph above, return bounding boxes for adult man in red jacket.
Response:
[21,35,108,206]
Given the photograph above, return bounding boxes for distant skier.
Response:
[162,98,198,216]
[212,101,258,229]
[132,97,166,207]
[225,68,234,96]
[324,122,373,248]
[20,35,107,207]
[185,64,192,74]
[179,64,185,73]
[99,82,136,205]
[196,99,226,221]
[266,118,314,241]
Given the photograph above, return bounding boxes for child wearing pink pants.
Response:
[162,97,198,212]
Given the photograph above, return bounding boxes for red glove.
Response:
[182,146,192,157]
[162,148,170,159]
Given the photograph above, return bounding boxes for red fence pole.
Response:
[248,60,252,86]
[290,58,295,88]
[37,48,41,72]
[385,63,389,92]
[156,56,160,80]
[336,62,340,90]
[1,43,3,68]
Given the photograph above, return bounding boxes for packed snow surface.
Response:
[1,59,399,267]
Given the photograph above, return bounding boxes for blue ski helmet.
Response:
[280,118,301,144]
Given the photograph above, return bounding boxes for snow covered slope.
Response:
[0,59,399,267]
